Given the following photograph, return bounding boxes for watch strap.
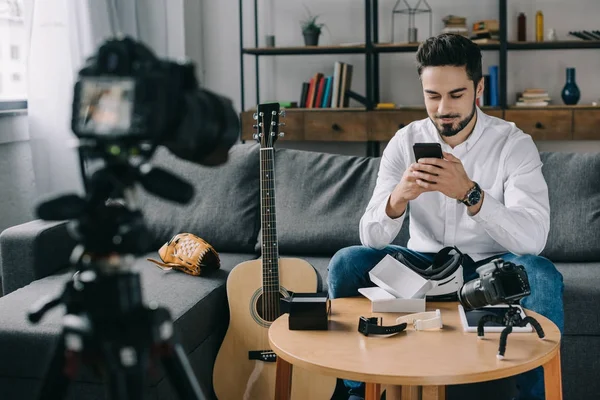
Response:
[358,317,407,336]
[395,309,443,331]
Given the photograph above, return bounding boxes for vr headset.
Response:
[391,246,480,301]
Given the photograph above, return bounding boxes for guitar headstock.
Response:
[253,102,286,148]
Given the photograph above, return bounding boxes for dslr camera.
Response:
[458,258,531,310]
[70,35,238,163]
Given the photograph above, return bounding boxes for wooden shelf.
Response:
[242,45,365,55]
[507,104,600,109]
[241,107,600,142]
[375,41,500,52]
[507,40,600,50]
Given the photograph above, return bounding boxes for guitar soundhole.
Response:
[255,291,284,323]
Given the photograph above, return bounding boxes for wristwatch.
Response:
[459,181,482,207]
[358,316,407,336]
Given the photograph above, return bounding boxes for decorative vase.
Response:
[561,68,580,105]
[303,29,320,46]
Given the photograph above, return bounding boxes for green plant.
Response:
[301,6,325,34]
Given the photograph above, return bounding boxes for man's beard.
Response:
[431,100,476,137]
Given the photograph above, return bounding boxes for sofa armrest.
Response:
[0,220,76,296]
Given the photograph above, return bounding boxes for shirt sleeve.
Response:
[470,134,550,255]
[359,132,408,249]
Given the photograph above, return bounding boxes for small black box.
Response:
[280,292,330,330]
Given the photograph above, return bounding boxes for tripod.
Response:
[28,158,208,400]
[477,304,545,359]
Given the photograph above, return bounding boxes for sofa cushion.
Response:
[138,143,261,253]
[555,262,600,336]
[0,252,255,382]
[540,152,600,262]
[259,149,409,256]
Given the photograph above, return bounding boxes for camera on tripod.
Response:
[28,35,240,400]
[458,258,531,311]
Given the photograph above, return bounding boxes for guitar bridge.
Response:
[248,350,277,362]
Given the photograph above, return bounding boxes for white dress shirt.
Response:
[359,107,550,261]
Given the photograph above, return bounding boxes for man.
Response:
[327,33,564,400]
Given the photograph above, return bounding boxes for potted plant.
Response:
[301,8,324,46]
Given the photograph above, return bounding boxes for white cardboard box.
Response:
[358,254,436,313]
[358,287,426,312]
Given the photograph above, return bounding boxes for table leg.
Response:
[384,385,420,400]
[422,385,446,400]
[365,383,381,400]
[275,357,293,400]
[543,350,563,400]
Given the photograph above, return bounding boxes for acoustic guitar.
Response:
[213,103,337,399]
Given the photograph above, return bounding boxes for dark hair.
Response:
[416,34,482,86]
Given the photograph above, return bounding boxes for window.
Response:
[0,0,27,104]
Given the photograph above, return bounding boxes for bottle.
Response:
[536,11,544,42]
[518,13,526,41]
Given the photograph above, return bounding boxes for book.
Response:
[341,63,354,107]
[299,82,309,109]
[322,76,333,108]
[315,76,326,109]
[331,62,343,108]
[488,66,499,107]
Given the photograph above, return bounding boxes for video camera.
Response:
[458,258,531,310]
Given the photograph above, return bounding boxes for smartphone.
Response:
[413,142,443,162]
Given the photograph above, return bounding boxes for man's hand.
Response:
[386,163,430,218]
[412,151,473,201]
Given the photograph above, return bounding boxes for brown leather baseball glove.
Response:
[147,233,220,276]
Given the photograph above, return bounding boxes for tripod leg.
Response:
[161,342,209,400]
[477,315,505,338]
[37,331,73,400]
[522,316,546,339]
[497,325,513,359]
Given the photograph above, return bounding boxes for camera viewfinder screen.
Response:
[78,78,135,135]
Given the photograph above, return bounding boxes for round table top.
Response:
[268,297,561,386]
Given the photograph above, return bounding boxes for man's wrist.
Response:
[459,180,475,201]
[386,195,408,219]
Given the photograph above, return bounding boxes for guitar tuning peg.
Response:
[279,109,286,117]
[278,122,286,127]
[252,112,258,120]
[253,133,259,140]
[253,124,259,129]
[278,132,285,137]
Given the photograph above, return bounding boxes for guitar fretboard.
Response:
[260,148,280,318]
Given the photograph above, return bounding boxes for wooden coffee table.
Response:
[269,297,562,400]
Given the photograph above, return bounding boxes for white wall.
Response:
[192,0,600,154]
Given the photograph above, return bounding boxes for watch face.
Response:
[468,190,481,205]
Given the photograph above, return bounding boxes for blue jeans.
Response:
[327,245,564,400]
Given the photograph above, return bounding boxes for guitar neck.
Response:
[260,147,280,297]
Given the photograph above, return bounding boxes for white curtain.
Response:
[26,0,186,199]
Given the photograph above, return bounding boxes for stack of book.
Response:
[471,19,499,43]
[299,61,354,109]
[515,89,551,107]
[441,15,469,37]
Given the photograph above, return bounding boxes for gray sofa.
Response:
[0,142,598,400]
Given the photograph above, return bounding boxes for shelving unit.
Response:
[239,0,600,155]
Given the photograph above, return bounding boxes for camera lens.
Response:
[457,279,488,310]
